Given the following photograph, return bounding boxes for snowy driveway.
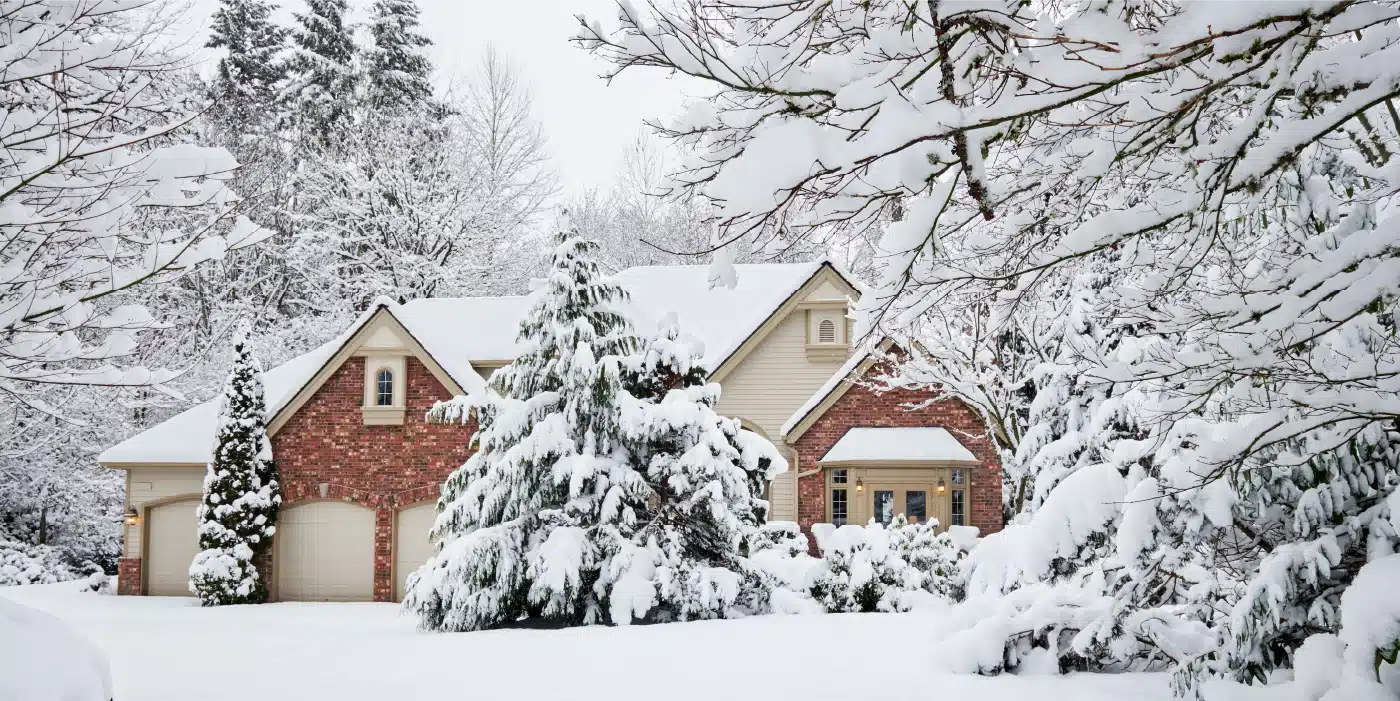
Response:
[3,582,1193,701]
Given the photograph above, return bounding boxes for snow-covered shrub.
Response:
[1285,555,1400,701]
[0,534,92,586]
[808,517,963,613]
[0,597,111,701]
[190,323,281,606]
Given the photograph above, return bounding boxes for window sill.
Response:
[805,343,849,362]
[361,406,405,426]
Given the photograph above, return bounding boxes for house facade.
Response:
[101,262,1002,602]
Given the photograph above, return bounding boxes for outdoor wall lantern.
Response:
[124,508,141,526]
[937,478,947,494]
[855,478,864,493]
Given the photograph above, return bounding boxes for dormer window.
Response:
[375,368,394,406]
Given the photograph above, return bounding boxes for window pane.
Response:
[905,491,926,524]
[873,490,894,526]
[831,489,847,527]
[376,369,393,406]
[832,469,847,485]
[951,468,965,485]
[951,489,965,526]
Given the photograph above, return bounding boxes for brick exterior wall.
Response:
[270,356,475,601]
[118,557,142,595]
[791,377,1003,546]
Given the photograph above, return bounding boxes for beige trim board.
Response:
[783,338,898,443]
[710,263,861,384]
[102,461,206,470]
[268,308,467,436]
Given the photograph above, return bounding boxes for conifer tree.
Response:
[404,228,785,630]
[366,0,433,109]
[283,0,357,146]
[189,323,282,606]
[206,0,287,133]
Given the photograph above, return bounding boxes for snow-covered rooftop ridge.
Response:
[820,427,978,464]
[100,261,849,466]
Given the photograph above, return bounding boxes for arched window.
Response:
[817,318,836,343]
[375,368,394,406]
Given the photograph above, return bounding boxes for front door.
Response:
[867,485,931,527]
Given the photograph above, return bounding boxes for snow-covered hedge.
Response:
[747,518,971,615]
[0,597,112,700]
[0,535,93,587]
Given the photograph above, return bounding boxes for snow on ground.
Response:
[1,582,1285,701]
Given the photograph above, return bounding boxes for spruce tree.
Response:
[283,0,357,146]
[206,0,288,133]
[403,229,785,630]
[189,323,282,606]
[366,0,433,109]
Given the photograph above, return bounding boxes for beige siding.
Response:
[715,311,849,520]
[124,466,205,559]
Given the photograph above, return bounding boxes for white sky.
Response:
[183,0,700,197]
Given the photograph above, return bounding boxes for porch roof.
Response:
[819,427,978,465]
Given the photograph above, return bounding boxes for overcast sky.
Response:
[183,0,700,197]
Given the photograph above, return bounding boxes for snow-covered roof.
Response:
[780,343,877,438]
[100,262,848,466]
[819,427,978,465]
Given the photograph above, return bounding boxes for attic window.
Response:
[375,369,394,406]
[818,319,836,343]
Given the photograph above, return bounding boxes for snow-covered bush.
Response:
[0,597,111,701]
[0,534,94,587]
[807,517,963,613]
[1286,555,1400,701]
[190,323,281,606]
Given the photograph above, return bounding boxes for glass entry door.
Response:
[867,485,930,526]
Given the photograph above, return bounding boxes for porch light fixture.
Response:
[937,478,947,494]
[124,508,141,526]
[855,478,864,493]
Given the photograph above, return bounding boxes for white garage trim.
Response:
[393,501,438,602]
[142,495,201,597]
[274,500,376,602]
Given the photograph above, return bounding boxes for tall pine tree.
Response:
[206,0,287,134]
[366,0,433,109]
[283,0,357,146]
[189,323,282,606]
[403,228,785,630]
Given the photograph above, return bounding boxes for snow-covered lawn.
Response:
[1,582,1277,701]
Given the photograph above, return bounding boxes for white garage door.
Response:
[277,501,375,602]
[145,500,199,597]
[394,503,438,601]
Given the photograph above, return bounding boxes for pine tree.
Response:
[610,315,786,622]
[366,0,433,109]
[283,0,357,146]
[403,228,646,631]
[189,323,281,606]
[206,0,287,133]
[403,229,786,630]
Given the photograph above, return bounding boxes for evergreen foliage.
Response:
[206,0,287,131]
[190,323,282,606]
[403,228,784,631]
[284,0,357,145]
[366,0,433,109]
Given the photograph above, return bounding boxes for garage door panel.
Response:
[394,503,437,602]
[277,501,374,602]
[146,500,199,597]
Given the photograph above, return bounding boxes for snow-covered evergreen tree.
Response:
[404,229,786,630]
[190,323,281,606]
[206,0,287,133]
[283,0,356,146]
[366,0,433,109]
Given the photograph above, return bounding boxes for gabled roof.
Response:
[781,338,895,441]
[100,261,856,467]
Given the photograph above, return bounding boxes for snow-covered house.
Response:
[100,262,1003,601]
